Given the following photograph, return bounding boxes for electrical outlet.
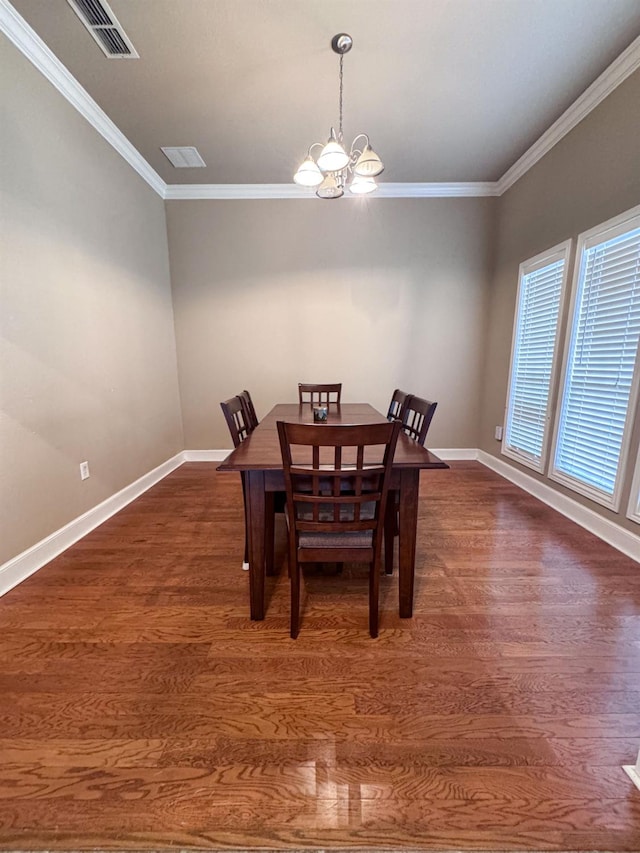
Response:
[80,461,90,480]
[494,425,503,441]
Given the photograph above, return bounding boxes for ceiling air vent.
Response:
[66,0,139,58]
[161,147,207,168]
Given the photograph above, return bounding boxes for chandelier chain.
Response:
[339,53,344,139]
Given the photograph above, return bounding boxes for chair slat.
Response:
[239,390,259,432]
[298,383,342,405]
[402,396,438,445]
[387,389,412,423]
[220,395,251,448]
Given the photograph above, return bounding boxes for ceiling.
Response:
[8,0,640,187]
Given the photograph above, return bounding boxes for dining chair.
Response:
[402,395,438,445]
[277,419,400,638]
[385,394,438,574]
[239,389,259,432]
[298,383,342,405]
[221,395,281,574]
[386,389,412,423]
[221,394,251,448]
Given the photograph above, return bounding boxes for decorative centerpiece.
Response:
[313,406,329,422]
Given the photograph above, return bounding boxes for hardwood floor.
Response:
[0,461,639,851]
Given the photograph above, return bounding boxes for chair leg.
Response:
[241,473,250,571]
[290,542,300,639]
[242,531,249,571]
[369,560,379,638]
[384,495,396,575]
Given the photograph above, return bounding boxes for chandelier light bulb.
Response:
[293,156,324,187]
[349,175,378,195]
[316,174,344,199]
[353,145,385,177]
[317,132,350,173]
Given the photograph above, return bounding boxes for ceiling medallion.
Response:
[293,34,384,199]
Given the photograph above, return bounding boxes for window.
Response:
[502,241,570,472]
[550,207,640,509]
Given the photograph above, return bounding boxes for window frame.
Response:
[628,447,640,524]
[501,240,572,473]
[549,205,640,511]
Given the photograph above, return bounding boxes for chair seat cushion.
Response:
[285,501,376,550]
[299,529,373,549]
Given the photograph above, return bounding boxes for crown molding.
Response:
[163,182,500,200]
[375,182,500,198]
[3,0,638,201]
[164,184,323,200]
[3,0,491,202]
[496,33,640,195]
[0,0,166,197]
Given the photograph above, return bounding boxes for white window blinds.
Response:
[552,213,640,508]
[503,244,569,471]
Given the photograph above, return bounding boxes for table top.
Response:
[217,403,448,472]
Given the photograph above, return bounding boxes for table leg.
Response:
[265,491,276,577]
[384,490,398,575]
[398,468,419,618]
[246,469,266,620]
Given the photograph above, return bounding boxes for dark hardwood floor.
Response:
[0,461,639,851]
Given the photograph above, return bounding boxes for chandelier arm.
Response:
[308,142,324,158]
[350,133,370,154]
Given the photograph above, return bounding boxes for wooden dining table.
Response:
[217,402,448,620]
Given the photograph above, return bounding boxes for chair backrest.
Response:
[298,383,342,405]
[402,395,438,446]
[220,395,252,447]
[277,421,400,546]
[239,390,258,432]
[387,389,412,423]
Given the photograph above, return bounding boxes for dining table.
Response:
[217,402,448,620]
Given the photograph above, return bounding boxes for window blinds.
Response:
[553,224,640,502]
[504,256,566,468]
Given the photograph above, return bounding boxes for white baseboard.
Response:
[3,445,637,600]
[623,761,640,790]
[0,452,185,597]
[183,449,230,461]
[431,448,479,460]
[478,450,640,564]
[185,449,479,462]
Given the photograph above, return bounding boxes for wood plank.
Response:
[0,461,638,851]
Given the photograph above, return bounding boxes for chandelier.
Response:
[293,34,384,199]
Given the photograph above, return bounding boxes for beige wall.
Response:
[480,69,640,534]
[165,197,495,449]
[0,39,184,565]
[3,21,639,567]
